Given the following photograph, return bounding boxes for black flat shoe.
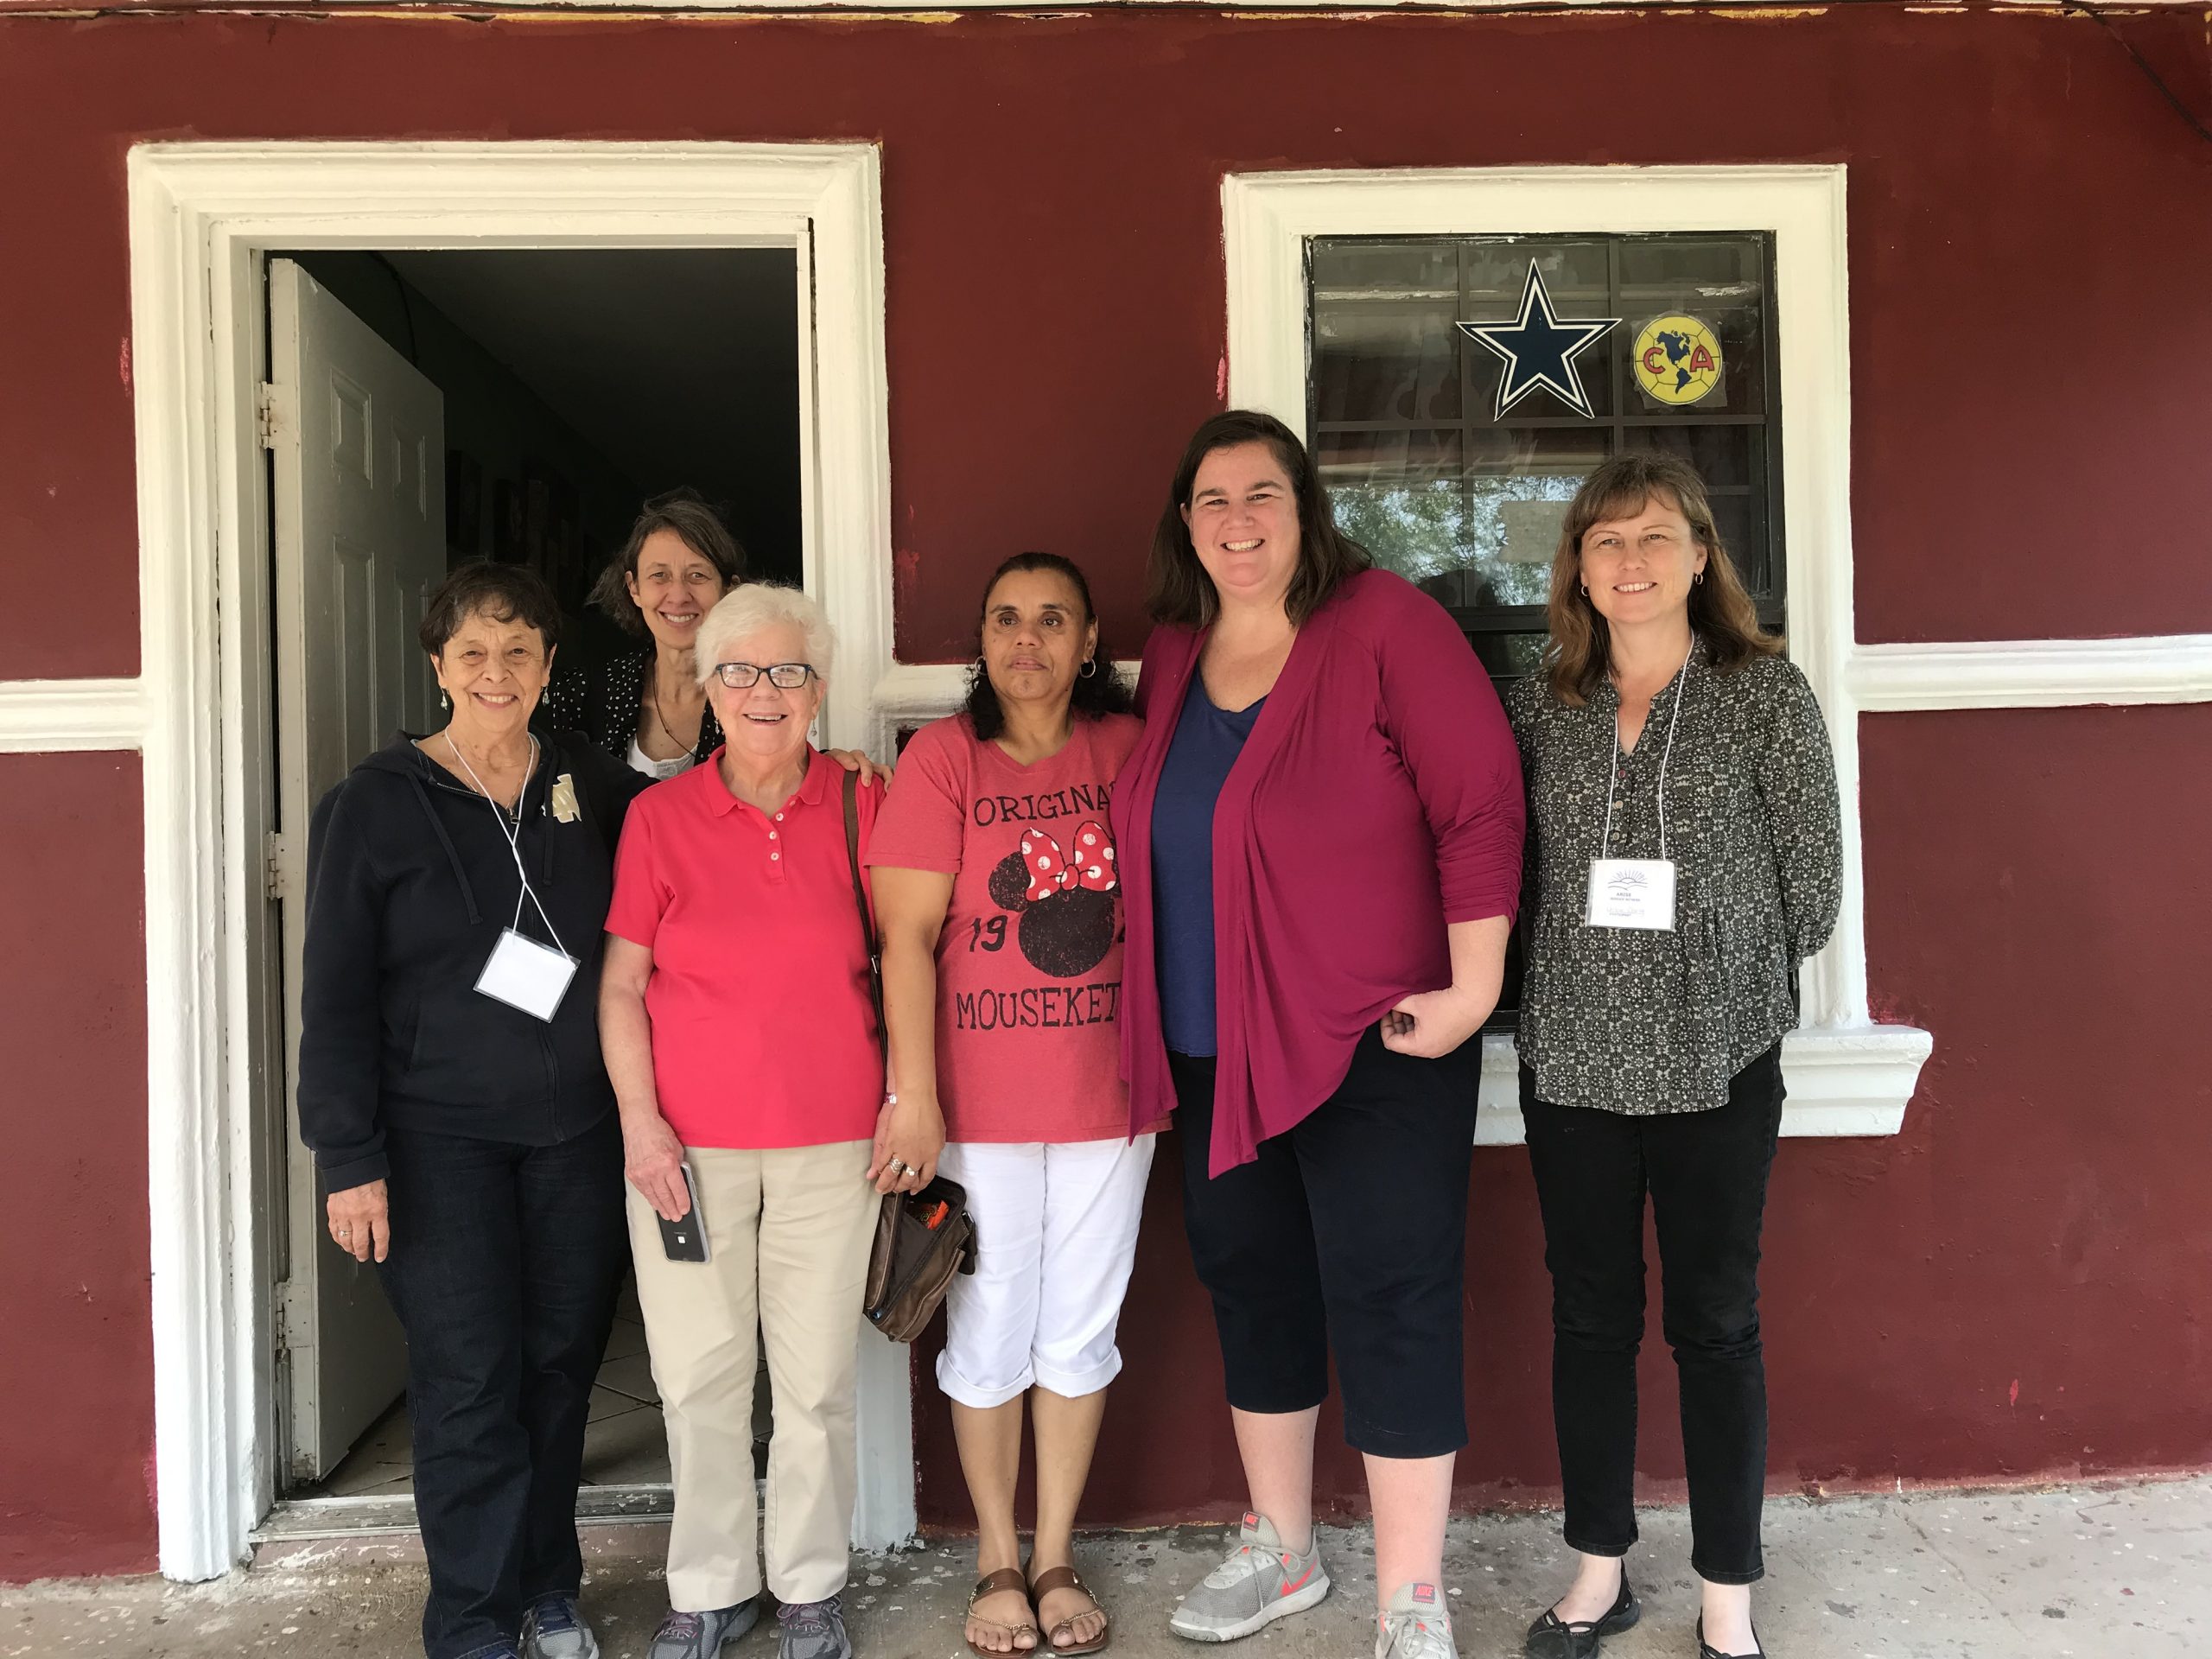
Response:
[1522,1573,1639,1659]
[1696,1615,1766,1658]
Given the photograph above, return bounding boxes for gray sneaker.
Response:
[1376,1583,1457,1659]
[1168,1513,1332,1643]
[521,1594,600,1659]
[648,1599,761,1659]
[777,1595,853,1659]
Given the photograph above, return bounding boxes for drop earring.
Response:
[440,690,451,711]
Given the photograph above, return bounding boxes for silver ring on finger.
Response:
[886,1157,909,1178]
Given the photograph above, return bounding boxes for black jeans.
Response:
[375,1112,628,1659]
[1171,1027,1480,1458]
[1519,1044,1785,1586]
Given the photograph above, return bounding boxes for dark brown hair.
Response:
[418,561,562,657]
[964,552,1135,742]
[588,488,747,638]
[1544,450,1781,706]
[1146,410,1371,629]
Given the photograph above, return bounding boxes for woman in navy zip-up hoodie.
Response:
[299,563,645,1659]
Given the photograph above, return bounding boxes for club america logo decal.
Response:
[1457,263,1620,421]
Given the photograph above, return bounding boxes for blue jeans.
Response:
[374,1112,627,1659]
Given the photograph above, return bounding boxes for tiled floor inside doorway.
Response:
[302,1276,676,1497]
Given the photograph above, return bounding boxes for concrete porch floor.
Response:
[4,1478,2205,1658]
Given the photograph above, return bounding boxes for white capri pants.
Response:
[935,1135,1157,1408]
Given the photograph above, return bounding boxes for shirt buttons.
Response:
[768,830,778,839]
[771,851,780,861]
[774,812,785,821]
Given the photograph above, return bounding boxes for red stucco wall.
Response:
[0,753,155,1577]
[0,3,2206,1577]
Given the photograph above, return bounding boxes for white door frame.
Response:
[124,140,908,1582]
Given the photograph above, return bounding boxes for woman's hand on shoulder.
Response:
[825,748,893,787]
[327,1179,391,1264]
[868,1090,945,1194]
[1379,984,1490,1060]
[621,1109,692,1222]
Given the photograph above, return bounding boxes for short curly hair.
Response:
[418,561,561,657]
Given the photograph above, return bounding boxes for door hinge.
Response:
[265,830,289,901]
[256,381,296,451]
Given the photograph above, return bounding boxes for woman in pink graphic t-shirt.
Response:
[866,553,1158,1659]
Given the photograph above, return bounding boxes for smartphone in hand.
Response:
[657,1161,710,1263]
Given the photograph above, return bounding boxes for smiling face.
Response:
[626,528,728,654]
[981,566,1096,716]
[1577,490,1709,632]
[706,620,823,769]
[430,607,553,741]
[1182,441,1302,614]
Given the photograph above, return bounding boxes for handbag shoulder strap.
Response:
[842,770,886,1034]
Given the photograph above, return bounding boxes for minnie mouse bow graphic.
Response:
[1019,823,1118,903]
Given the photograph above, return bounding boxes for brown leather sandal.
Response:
[966,1567,1041,1658]
[1028,1564,1110,1656]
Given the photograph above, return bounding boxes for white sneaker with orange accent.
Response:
[1167,1513,1332,1643]
[1376,1582,1459,1659]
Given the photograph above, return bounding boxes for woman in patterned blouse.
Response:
[1508,453,1840,1659]
[542,490,745,779]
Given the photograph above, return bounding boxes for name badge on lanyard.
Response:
[477,928,579,1020]
[1586,858,1676,931]
[1585,651,1692,934]
[446,733,580,1022]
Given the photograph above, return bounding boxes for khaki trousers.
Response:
[627,1140,876,1611]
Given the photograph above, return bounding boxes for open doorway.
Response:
[262,246,801,1509]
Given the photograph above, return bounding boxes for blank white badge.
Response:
[1585,858,1678,931]
[475,928,579,1021]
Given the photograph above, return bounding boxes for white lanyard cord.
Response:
[1597,645,1694,864]
[445,732,569,956]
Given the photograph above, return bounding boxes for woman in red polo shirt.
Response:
[599,582,883,1659]
[866,553,1155,1659]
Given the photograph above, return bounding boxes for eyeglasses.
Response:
[712,661,818,690]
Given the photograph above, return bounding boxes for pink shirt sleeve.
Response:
[861,721,967,874]
[1373,587,1528,924]
[605,795,670,948]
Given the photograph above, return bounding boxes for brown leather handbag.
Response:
[862,1178,977,1342]
[842,771,977,1343]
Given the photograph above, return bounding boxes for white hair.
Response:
[695,582,836,687]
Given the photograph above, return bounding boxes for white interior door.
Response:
[268,258,448,1483]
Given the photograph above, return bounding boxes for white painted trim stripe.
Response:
[1472,1024,1934,1146]
[0,678,147,752]
[1851,634,2212,712]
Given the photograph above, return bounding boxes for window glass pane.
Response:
[1459,240,1616,422]
[1312,242,1461,424]
[1320,429,1608,610]
[1618,238,1768,418]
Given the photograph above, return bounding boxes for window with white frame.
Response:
[1223,167,1931,1136]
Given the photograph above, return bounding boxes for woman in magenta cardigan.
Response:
[1113,411,1525,1659]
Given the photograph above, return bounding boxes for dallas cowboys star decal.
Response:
[1457,263,1621,420]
